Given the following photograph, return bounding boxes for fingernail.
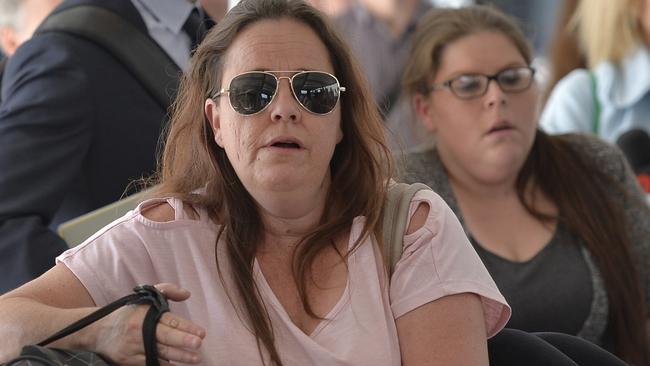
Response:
[192,336,202,348]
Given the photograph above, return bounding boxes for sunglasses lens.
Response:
[292,72,341,114]
[228,73,277,115]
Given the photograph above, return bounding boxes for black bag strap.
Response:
[37,285,169,366]
[381,181,431,275]
[37,5,181,110]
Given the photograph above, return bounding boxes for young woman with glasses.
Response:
[0,1,513,365]
[400,5,650,365]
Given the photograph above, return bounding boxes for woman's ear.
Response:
[413,93,437,133]
[205,98,223,147]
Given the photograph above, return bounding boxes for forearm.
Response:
[0,296,96,362]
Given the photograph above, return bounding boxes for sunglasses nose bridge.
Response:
[273,75,302,106]
[274,75,294,93]
[269,75,301,121]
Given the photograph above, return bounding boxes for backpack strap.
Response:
[36,5,181,110]
[589,71,601,134]
[381,181,431,275]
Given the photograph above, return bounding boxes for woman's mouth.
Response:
[270,141,301,149]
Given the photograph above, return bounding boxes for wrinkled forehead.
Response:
[220,18,335,85]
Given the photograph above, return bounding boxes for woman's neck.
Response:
[254,180,331,250]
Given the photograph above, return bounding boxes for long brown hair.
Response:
[154,0,391,364]
[403,6,648,365]
[522,131,648,365]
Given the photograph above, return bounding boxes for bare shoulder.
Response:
[140,200,200,222]
[141,202,175,222]
[406,202,430,235]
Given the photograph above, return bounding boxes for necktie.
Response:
[183,8,206,52]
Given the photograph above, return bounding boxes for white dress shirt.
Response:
[131,0,198,70]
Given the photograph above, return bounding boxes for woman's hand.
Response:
[86,283,206,366]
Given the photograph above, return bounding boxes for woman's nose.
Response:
[270,79,300,122]
[484,79,507,107]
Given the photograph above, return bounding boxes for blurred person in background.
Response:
[305,0,350,16]
[476,0,560,55]
[541,0,650,143]
[0,0,62,56]
[321,0,434,151]
[541,0,586,103]
[201,0,229,26]
[0,0,217,293]
[0,0,62,97]
[401,5,650,364]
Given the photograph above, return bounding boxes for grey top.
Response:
[470,223,592,335]
[399,133,650,346]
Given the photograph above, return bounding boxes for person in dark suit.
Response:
[0,0,209,292]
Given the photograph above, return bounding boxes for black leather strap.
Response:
[129,285,170,366]
[36,292,141,346]
[37,285,169,366]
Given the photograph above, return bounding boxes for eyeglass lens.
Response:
[227,72,342,115]
[450,67,533,98]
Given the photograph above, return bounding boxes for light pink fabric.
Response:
[57,189,510,365]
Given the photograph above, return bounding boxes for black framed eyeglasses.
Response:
[429,66,535,100]
[213,70,346,115]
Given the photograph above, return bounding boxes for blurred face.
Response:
[414,31,539,184]
[0,0,61,55]
[205,18,343,197]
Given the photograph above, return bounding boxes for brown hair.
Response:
[402,5,532,96]
[153,0,390,364]
[403,5,648,364]
[543,0,586,102]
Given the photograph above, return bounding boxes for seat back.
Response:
[57,188,153,247]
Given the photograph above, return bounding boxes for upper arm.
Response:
[540,69,594,134]
[396,292,488,366]
[0,36,93,220]
[0,38,93,291]
[1,262,95,309]
[0,36,93,225]
[390,190,511,337]
[398,190,490,364]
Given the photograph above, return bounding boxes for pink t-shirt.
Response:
[57,189,510,365]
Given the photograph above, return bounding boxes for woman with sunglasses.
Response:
[0,1,512,365]
[400,5,650,365]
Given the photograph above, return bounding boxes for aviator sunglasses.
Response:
[214,71,346,115]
